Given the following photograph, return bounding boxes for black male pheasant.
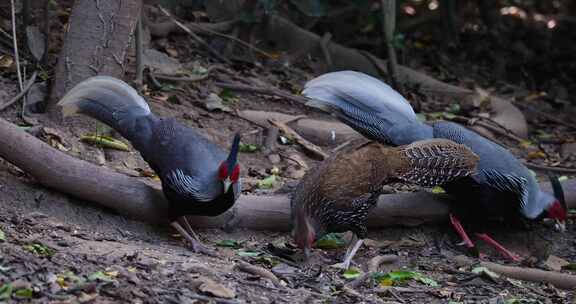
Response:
[302,71,567,261]
[292,139,478,269]
[58,76,241,255]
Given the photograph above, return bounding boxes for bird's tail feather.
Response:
[58,76,155,146]
[302,71,431,145]
[394,138,479,187]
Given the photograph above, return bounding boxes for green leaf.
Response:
[255,256,280,267]
[558,176,568,182]
[374,271,437,287]
[416,275,438,287]
[216,240,242,249]
[56,271,85,290]
[314,233,346,249]
[23,243,55,257]
[431,186,446,194]
[447,103,461,114]
[442,112,456,120]
[342,268,362,280]
[80,134,131,151]
[0,228,5,242]
[239,143,259,153]
[257,175,277,189]
[0,284,12,300]
[237,250,262,257]
[472,266,500,280]
[218,88,236,101]
[88,271,116,282]
[14,288,33,298]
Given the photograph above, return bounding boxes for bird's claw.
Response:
[190,241,219,257]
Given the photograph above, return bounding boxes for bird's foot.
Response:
[476,233,522,262]
[190,239,219,257]
[449,214,475,249]
[332,238,364,270]
[170,220,219,257]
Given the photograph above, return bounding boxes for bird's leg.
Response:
[332,235,364,270]
[449,213,475,248]
[170,219,217,257]
[476,233,522,262]
[179,216,200,240]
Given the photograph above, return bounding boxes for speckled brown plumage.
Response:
[291,138,478,268]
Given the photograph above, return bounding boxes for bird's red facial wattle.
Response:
[547,200,567,231]
[218,162,241,183]
[548,200,567,221]
[293,215,316,258]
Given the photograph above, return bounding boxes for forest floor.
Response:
[2,10,576,304]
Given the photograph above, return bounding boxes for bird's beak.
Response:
[223,178,232,191]
[554,220,566,232]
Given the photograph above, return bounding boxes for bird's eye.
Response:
[230,164,240,182]
[218,163,228,180]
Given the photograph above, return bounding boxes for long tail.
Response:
[58,76,157,150]
[394,138,479,187]
[302,71,432,145]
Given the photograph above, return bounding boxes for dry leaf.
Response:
[197,277,235,299]
[43,127,69,151]
[526,151,546,160]
[544,255,569,271]
[0,55,14,68]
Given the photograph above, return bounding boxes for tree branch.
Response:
[0,117,573,231]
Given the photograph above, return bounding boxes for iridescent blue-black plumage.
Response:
[58,76,242,254]
[302,71,566,260]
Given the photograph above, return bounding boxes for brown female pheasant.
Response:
[291,139,478,269]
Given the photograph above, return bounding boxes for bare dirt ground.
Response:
[2,7,576,304]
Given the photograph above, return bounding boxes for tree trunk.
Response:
[49,0,142,116]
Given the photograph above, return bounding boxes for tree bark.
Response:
[49,0,142,114]
[0,117,574,231]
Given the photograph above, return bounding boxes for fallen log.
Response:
[453,255,576,290]
[0,117,574,231]
[238,110,360,147]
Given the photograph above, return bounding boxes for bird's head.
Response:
[292,208,320,259]
[218,134,241,199]
[544,175,567,232]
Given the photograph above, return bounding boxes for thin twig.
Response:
[382,0,403,94]
[347,255,399,289]
[214,81,308,104]
[0,71,37,111]
[320,32,333,70]
[523,162,576,174]
[185,19,272,59]
[10,0,23,92]
[157,6,232,65]
[269,118,328,160]
[515,102,576,131]
[234,261,283,288]
[135,8,144,88]
[42,0,49,65]
[359,50,391,82]
[447,115,525,143]
[153,73,212,82]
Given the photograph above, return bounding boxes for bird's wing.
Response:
[164,169,217,202]
[480,169,529,209]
